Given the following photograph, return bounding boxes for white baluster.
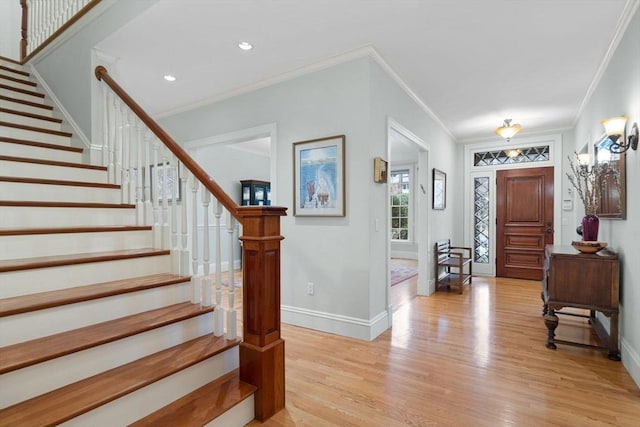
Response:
[213,201,224,336]
[121,109,131,204]
[151,138,161,248]
[226,212,237,339]
[114,99,122,186]
[227,212,236,286]
[128,111,137,205]
[135,120,144,225]
[170,156,179,273]
[190,174,200,303]
[143,130,153,225]
[160,147,170,249]
[101,85,109,168]
[201,190,213,308]
[107,91,116,183]
[180,164,190,276]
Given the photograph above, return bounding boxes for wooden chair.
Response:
[434,239,472,294]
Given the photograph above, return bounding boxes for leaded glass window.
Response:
[474,177,490,263]
[474,145,550,166]
[390,170,410,241]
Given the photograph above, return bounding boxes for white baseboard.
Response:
[391,251,418,260]
[281,305,389,341]
[621,338,640,389]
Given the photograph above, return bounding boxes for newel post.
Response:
[236,205,287,421]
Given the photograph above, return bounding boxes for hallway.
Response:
[248,277,640,426]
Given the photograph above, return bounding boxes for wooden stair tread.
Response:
[0,175,120,189]
[0,273,187,317]
[0,106,62,123]
[0,136,83,152]
[0,334,240,427]
[0,65,30,77]
[0,94,53,111]
[0,272,184,315]
[0,154,107,170]
[0,120,72,137]
[0,73,37,87]
[0,200,134,208]
[0,300,208,374]
[0,225,149,237]
[0,83,44,98]
[130,370,256,427]
[0,248,170,273]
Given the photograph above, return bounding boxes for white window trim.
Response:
[390,164,415,243]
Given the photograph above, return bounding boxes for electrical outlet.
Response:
[307,282,314,295]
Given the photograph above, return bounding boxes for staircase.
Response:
[0,58,256,426]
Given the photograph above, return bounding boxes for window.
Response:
[390,169,410,241]
[474,145,550,166]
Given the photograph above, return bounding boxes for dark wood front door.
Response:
[496,167,554,280]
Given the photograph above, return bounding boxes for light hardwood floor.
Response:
[246,276,640,426]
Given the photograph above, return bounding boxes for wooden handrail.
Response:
[95,65,241,220]
[20,0,103,63]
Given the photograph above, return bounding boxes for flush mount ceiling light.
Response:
[163,74,176,82]
[601,115,638,154]
[238,41,253,51]
[495,119,522,142]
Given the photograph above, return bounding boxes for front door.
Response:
[496,167,554,280]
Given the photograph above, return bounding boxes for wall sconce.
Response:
[495,119,522,142]
[601,115,639,153]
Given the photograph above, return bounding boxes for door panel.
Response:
[497,167,553,280]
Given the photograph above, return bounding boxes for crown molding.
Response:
[153,45,454,140]
[574,0,640,124]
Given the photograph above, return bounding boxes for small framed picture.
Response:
[373,157,388,183]
[432,168,446,210]
[150,162,181,202]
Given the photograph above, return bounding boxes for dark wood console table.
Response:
[542,244,620,360]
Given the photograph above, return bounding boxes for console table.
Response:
[542,244,620,360]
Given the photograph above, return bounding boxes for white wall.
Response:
[30,0,158,140]
[572,5,640,386]
[0,1,21,60]
[158,56,458,340]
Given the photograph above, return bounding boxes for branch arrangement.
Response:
[566,153,619,216]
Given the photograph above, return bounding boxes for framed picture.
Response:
[293,135,345,217]
[150,162,181,202]
[432,168,446,210]
[373,157,388,183]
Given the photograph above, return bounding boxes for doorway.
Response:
[387,119,431,319]
[496,167,554,280]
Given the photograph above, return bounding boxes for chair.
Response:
[434,239,472,294]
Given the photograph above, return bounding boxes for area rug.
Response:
[390,262,418,286]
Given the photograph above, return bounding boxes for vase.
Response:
[581,214,599,241]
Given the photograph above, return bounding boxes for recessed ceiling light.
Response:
[163,74,176,82]
[238,41,253,51]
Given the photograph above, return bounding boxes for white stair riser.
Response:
[206,396,255,427]
[2,280,193,346]
[0,312,213,408]
[0,125,70,146]
[0,206,137,228]
[0,141,82,163]
[0,87,44,105]
[0,159,108,182]
[0,60,26,72]
[0,111,61,131]
[0,77,38,94]
[0,98,53,117]
[61,347,240,427]
[0,254,172,298]
[0,181,121,203]
[1,230,153,259]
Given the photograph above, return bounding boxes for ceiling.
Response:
[96,0,632,142]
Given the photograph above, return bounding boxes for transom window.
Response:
[474,145,550,166]
[390,170,410,241]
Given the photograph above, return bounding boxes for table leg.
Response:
[544,309,558,350]
[608,311,621,361]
